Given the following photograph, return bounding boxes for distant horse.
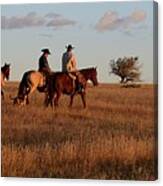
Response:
[46,67,98,108]
[1,63,10,99]
[10,70,47,105]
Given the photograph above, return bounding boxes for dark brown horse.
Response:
[1,63,10,99]
[46,67,98,108]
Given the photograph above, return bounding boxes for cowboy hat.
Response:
[41,48,51,54]
[66,44,75,50]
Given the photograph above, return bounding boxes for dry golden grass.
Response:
[1,82,157,180]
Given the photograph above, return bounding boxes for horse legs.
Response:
[80,92,86,108]
[25,95,29,105]
[24,85,36,105]
[45,94,54,107]
[1,89,4,100]
[45,92,55,108]
[22,87,30,105]
[29,85,37,94]
[44,93,49,107]
[69,94,75,107]
[54,91,61,107]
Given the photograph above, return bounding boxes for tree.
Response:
[110,56,141,84]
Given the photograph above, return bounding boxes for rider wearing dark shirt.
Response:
[38,48,51,74]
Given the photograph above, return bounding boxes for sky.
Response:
[1,1,155,83]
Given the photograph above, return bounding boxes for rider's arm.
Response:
[71,55,77,70]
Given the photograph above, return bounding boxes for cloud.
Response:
[45,13,61,18]
[46,17,76,28]
[45,13,76,29]
[130,10,146,22]
[1,12,76,30]
[95,10,146,32]
[1,12,45,29]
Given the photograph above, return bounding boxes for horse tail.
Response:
[18,71,33,98]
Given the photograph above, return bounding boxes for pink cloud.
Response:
[1,12,76,30]
[1,12,45,29]
[95,10,147,32]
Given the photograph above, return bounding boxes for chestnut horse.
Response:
[1,63,10,99]
[46,67,98,108]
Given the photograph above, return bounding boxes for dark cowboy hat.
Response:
[41,48,51,54]
[66,44,75,50]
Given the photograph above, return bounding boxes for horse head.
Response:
[2,63,10,80]
[89,67,98,86]
[80,67,98,86]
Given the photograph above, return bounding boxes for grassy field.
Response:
[1,82,157,180]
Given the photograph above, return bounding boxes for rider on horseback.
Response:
[62,44,84,93]
[38,48,52,91]
[38,48,51,75]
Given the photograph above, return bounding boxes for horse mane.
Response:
[79,67,97,77]
[1,65,7,72]
[1,63,10,70]
[80,67,96,72]
[1,66,5,71]
[50,67,96,74]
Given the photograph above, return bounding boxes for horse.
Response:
[1,63,10,100]
[46,67,98,108]
[10,70,47,105]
